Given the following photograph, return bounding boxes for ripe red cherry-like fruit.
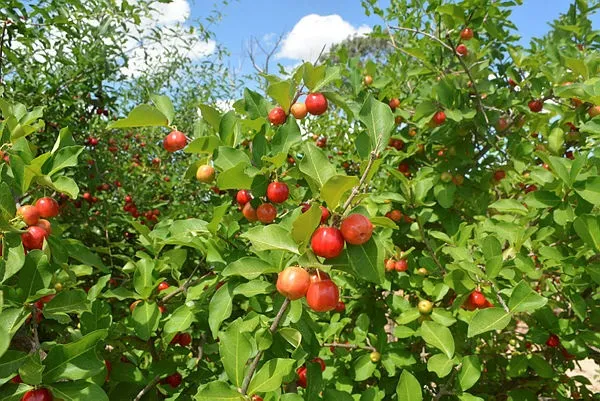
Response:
[178,332,192,346]
[158,281,170,292]
[165,372,182,388]
[252,396,264,401]
[305,93,328,115]
[21,388,53,401]
[22,225,48,250]
[306,279,340,312]
[236,190,252,206]
[311,357,326,371]
[334,301,345,312]
[36,219,52,235]
[319,206,330,224]
[340,214,373,245]
[311,227,344,259]
[268,107,287,125]
[460,28,474,40]
[456,44,468,56]
[35,197,59,218]
[196,165,215,183]
[266,182,289,203]
[163,130,187,152]
[528,99,543,113]
[385,259,396,271]
[276,266,311,300]
[296,366,307,388]
[18,205,40,226]
[257,203,277,224]
[432,111,446,126]
[546,334,560,347]
[469,290,487,308]
[494,170,506,181]
[309,271,330,284]
[389,98,400,111]
[242,202,258,222]
[395,259,408,272]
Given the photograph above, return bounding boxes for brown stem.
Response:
[160,264,207,304]
[322,342,376,352]
[489,281,510,313]
[390,26,454,51]
[416,217,445,273]
[133,375,161,401]
[240,297,291,395]
[0,20,8,84]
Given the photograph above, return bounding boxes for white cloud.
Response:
[277,14,371,61]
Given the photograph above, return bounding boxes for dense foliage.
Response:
[1,0,599,400]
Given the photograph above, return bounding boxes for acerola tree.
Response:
[1,1,600,401]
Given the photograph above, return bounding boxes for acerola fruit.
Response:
[158,281,170,292]
[163,130,187,152]
[385,259,396,272]
[528,99,543,113]
[340,214,373,245]
[395,259,408,272]
[306,279,339,312]
[311,227,344,259]
[242,202,258,222]
[311,357,326,371]
[363,75,373,86]
[252,396,264,401]
[178,332,192,346]
[290,103,308,119]
[10,375,23,384]
[22,225,48,250]
[370,351,381,362]
[388,210,402,222]
[460,27,474,40]
[236,190,252,206]
[389,98,400,111]
[525,184,537,193]
[276,266,310,300]
[334,301,345,312]
[309,271,330,284]
[21,388,53,401]
[546,334,560,347]
[418,299,433,314]
[296,366,307,388]
[398,162,410,173]
[196,165,215,183]
[35,197,59,218]
[432,111,446,126]
[266,182,289,203]
[440,172,453,183]
[268,107,287,125]
[587,105,600,118]
[36,219,52,235]
[165,372,182,388]
[456,44,468,56]
[305,93,328,115]
[319,206,330,224]
[18,205,40,226]
[494,170,506,181]
[469,290,487,308]
[256,203,277,224]
[496,117,510,131]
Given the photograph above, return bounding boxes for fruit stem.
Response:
[240,297,291,395]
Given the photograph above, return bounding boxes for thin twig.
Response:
[133,375,161,401]
[489,281,510,313]
[389,26,454,51]
[161,264,208,304]
[416,217,445,273]
[322,342,376,352]
[240,298,291,395]
[0,20,8,84]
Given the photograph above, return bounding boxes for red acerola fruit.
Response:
[340,214,374,245]
[266,182,289,203]
[256,203,277,224]
[163,130,187,152]
[311,357,326,371]
[22,225,48,250]
[18,205,40,226]
[165,372,182,388]
[334,301,345,312]
[296,366,307,388]
[242,202,258,222]
[494,170,506,181]
[395,259,408,272]
[36,219,52,235]
[276,266,311,300]
[546,334,560,347]
[311,227,344,259]
[157,281,170,292]
[306,279,340,312]
[456,44,468,56]
[460,28,474,40]
[178,333,192,347]
[236,190,252,206]
[389,98,400,111]
[468,290,487,308]
[432,111,446,126]
[528,99,543,113]
[305,93,328,116]
[35,197,59,218]
[268,107,287,126]
[21,388,54,401]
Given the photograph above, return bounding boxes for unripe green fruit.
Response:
[370,351,381,362]
[418,300,433,314]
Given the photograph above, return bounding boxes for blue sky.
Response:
[187,0,598,76]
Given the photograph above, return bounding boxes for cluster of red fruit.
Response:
[296,357,326,388]
[276,267,344,313]
[170,332,192,347]
[237,181,289,224]
[385,209,412,224]
[463,290,493,310]
[385,258,408,272]
[311,213,374,259]
[122,195,160,223]
[455,27,473,56]
[18,197,59,251]
[268,92,328,125]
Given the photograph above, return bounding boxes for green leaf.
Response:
[489,199,528,215]
[467,308,512,337]
[222,257,279,280]
[219,325,252,387]
[199,104,222,130]
[0,351,27,379]
[574,176,600,205]
[43,176,79,199]
[458,355,481,391]
[150,94,175,125]
[43,290,89,322]
[163,305,195,335]
[434,183,456,209]
[279,327,302,348]
[131,302,160,341]
[0,325,8,358]
[354,354,376,381]
[313,66,341,92]
[217,163,256,190]
[80,301,112,335]
[358,94,395,155]
[218,111,242,147]
[247,358,295,394]
[396,370,422,401]
[342,237,384,284]
[303,63,326,90]
[427,354,454,378]
[299,143,336,192]
[292,205,322,247]
[17,252,52,302]
[527,355,554,378]
[133,258,154,299]
[508,280,548,313]
[482,236,502,279]
[2,244,25,284]
[234,280,274,297]
[420,320,455,358]
[50,381,109,401]
[244,88,269,120]
[241,225,299,254]
[214,147,251,171]
[271,118,302,155]
[42,329,108,382]
[267,81,294,111]
[208,282,234,338]
[185,136,221,154]
[321,175,359,211]
[195,381,244,401]
[107,104,169,128]
[573,214,600,252]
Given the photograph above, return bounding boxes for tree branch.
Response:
[240,297,291,395]
[160,263,208,304]
[0,19,8,84]
[322,342,376,352]
[133,375,161,401]
[389,26,454,51]
[416,217,445,273]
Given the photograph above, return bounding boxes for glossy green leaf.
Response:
[458,355,481,391]
[508,280,548,313]
[220,325,253,387]
[467,308,512,337]
[396,370,422,401]
[247,358,295,394]
[107,104,169,128]
[421,320,455,358]
[131,302,160,341]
